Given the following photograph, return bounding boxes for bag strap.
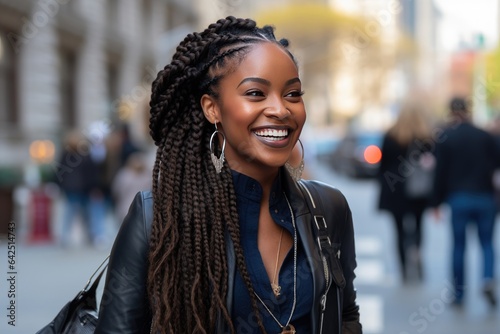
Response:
[78,255,110,298]
[298,180,346,289]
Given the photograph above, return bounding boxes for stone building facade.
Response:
[0,0,197,167]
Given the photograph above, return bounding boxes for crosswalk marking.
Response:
[357,295,384,333]
[356,236,383,255]
[356,235,385,285]
[356,235,384,333]
[356,259,384,285]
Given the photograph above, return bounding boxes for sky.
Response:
[434,0,499,51]
[330,0,499,51]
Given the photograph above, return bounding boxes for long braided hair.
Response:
[147,16,295,333]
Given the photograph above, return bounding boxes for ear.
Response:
[200,94,220,124]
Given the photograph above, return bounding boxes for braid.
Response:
[147,16,293,334]
[221,169,267,332]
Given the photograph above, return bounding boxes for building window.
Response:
[142,0,152,34]
[106,0,119,31]
[0,32,19,128]
[106,57,120,118]
[59,48,77,128]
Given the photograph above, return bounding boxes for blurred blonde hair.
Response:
[388,98,432,146]
[64,129,84,152]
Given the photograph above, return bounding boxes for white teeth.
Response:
[254,129,289,139]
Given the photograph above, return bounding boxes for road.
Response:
[0,159,499,333]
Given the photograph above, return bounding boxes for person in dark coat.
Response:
[56,130,101,247]
[431,97,499,307]
[486,115,500,211]
[378,99,434,283]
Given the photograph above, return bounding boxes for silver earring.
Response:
[285,139,305,182]
[210,122,226,174]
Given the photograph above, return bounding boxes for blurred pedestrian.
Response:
[118,123,141,166]
[111,152,151,224]
[87,137,109,248]
[432,97,499,308]
[102,127,127,208]
[56,130,99,247]
[486,115,500,211]
[377,99,434,283]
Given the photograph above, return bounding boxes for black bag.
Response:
[405,149,435,199]
[36,256,109,334]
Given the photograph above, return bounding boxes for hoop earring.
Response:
[210,122,226,174]
[285,139,305,182]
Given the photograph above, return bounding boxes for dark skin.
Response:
[201,42,305,285]
[258,186,293,285]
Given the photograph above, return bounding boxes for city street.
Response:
[1,159,499,334]
[1,0,499,333]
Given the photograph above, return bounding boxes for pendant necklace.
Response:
[271,227,284,297]
[254,193,297,334]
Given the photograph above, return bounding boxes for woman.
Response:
[377,98,434,283]
[95,17,361,334]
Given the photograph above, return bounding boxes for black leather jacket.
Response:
[95,173,362,334]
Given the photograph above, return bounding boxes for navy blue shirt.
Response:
[231,171,313,333]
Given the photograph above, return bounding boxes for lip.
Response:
[251,125,294,148]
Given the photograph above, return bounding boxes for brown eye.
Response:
[285,90,305,101]
[285,90,304,97]
[246,90,265,97]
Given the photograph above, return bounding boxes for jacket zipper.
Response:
[337,285,342,333]
[319,254,331,334]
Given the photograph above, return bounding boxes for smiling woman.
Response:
[200,42,306,178]
[94,16,362,334]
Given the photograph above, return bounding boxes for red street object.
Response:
[29,188,53,243]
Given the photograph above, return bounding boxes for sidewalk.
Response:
[1,189,118,334]
[0,242,111,334]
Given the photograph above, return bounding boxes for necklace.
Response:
[254,193,297,334]
[271,227,284,297]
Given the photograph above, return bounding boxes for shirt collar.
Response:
[231,170,284,205]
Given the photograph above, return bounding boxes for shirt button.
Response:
[281,219,284,223]
[274,209,279,214]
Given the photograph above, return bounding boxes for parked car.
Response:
[314,137,340,166]
[330,132,382,178]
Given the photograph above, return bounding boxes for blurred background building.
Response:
[0,0,197,164]
[1,1,500,333]
[0,0,499,236]
[0,0,198,235]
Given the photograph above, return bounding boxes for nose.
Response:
[264,95,290,120]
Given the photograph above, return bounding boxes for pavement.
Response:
[0,192,116,334]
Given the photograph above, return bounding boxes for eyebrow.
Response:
[237,77,301,88]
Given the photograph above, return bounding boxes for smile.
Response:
[253,128,289,141]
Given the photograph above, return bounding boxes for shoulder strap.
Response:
[82,255,110,293]
[298,180,346,289]
[73,255,109,306]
